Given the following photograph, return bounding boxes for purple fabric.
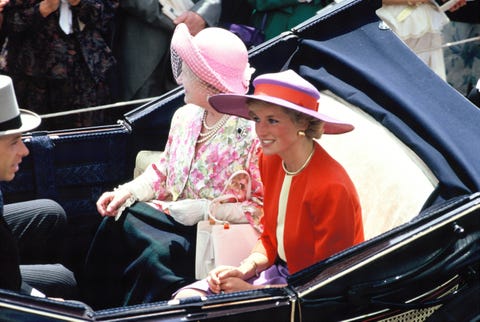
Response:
[224,23,265,48]
[173,263,289,297]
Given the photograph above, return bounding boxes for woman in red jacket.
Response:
[174,69,364,298]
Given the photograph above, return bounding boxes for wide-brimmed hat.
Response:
[170,23,253,94]
[209,70,354,134]
[0,75,41,136]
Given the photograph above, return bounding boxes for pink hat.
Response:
[209,70,354,134]
[170,23,253,94]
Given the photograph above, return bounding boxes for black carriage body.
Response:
[1,0,480,320]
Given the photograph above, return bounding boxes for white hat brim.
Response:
[0,109,41,136]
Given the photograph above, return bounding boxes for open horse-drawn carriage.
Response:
[1,0,479,320]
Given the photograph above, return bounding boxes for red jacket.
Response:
[253,143,364,274]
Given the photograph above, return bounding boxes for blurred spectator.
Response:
[0,0,7,21]
[220,0,253,26]
[0,0,118,130]
[0,0,8,44]
[377,0,466,81]
[246,0,329,41]
[110,0,221,102]
[442,0,479,96]
[219,1,265,49]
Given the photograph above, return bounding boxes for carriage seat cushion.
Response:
[319,93,436,239]
[134,150,163,178]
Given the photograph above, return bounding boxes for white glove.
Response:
[209,199,248,224]
[164,199,210,226]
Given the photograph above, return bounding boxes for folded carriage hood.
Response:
[247,0,480,205]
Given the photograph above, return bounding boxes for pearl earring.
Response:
[297,130,306,137]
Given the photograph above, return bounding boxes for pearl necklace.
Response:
[197,112,229,144]
[282,145,315,176]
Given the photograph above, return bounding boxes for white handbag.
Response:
[195,170,262,279]
[195,221,260,279]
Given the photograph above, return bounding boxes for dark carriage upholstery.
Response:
[0,127,132,270]
[3,128,131,215]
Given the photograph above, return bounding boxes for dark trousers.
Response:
[81,202,197,310]
[4,199,78,299]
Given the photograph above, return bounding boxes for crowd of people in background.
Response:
[0,0,478,130]
[0,0,118,129]
[0,0,329,130]
[442,0,480,104]
[377,0,479,103]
